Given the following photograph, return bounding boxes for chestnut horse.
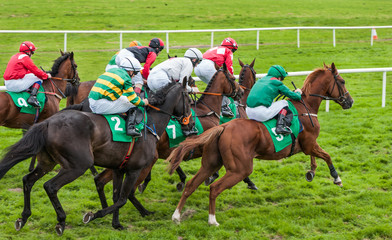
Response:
[0,51,79,129]
[168,63,354,226]
[0,80,194,235]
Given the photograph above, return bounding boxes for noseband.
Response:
[309,68,349,105]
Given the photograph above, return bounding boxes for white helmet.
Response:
[118,57,142,72]
[184,48,203,63]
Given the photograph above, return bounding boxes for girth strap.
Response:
[119,138,136,169]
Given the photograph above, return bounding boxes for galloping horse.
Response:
[92,63,245,219]
[168,63,354,226]
[0,51,79,128]
[0,80,194,235]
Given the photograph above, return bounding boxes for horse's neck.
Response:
[147,111,173,137]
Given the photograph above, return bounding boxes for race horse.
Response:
[0,80,194,235]
[92,62,246,220]
[167,63,354,226]
[0,50,80,129]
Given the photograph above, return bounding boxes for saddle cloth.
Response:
[7,86,46,114]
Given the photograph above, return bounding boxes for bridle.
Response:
[309,68,350,105]
[43,55,80,100]
[238,64,256,92]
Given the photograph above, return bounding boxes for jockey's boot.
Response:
[221,104,234,118]
[126,108,142,138]
[182,125,199,137]
[275,107,292,135]
[27,83,41,109]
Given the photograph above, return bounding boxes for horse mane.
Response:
[148,81,178,106]
[196,70,220,103]
[301,66,328,96]
[50,52,72,76]
[238,66,247,86]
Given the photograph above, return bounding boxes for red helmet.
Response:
[19,41,36,53]
[221,37,238,52]
[149,38,165,52]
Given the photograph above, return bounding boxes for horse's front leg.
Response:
[83,169,142,226]
[311,143,342,186]
[305,156,318,182]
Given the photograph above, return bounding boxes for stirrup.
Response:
[275,126,292,135]
[27,97,40,109]
[126,128,142,137]
[221,106,234,118]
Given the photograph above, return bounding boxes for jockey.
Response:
[246,65,302,135]
[3,41,51,109]
[113,38,165,94]
[194,37,238,117]
[147,48,203,93]
[89,56,149,137]
[105,40,143,72]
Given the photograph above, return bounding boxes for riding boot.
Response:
[275,108,292,135]
[27,83,41,109]
[126,108,142,138]
[221,104,234,118]
[182,125,199,137]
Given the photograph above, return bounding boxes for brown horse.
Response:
[0,51,79,129]
[0,80,194,235]
[167,63,354,226]
[93,62,246,218]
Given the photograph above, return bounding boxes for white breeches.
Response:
[147,69,171,93]
[5,73,43,92]
[194,59,216,84]
[246,100,289,122]
[89,96,136,114]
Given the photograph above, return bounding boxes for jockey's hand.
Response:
[191,86,199,93]
[142,99,149,106]
[46,73,52,79]
[294,88,302,94]
[142,78,147,85]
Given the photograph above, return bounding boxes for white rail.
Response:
[1,67,390,111]
[1,25,391,53]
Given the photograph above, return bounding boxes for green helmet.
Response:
[267,65,288,79]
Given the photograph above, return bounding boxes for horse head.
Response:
[51,51,80,87]
[302,63,354,110]
[238,58,256,98]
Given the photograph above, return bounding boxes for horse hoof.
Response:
[204,177,214,186]
[247,184,258,190]
[176,182,185,192]
[15,218,24,231]
[138,184,146,194]
[334,176,343,187]
[55,223,64,236]
[112,223,124,230]
[172,210,181,224]
[305,171,315,182]
[83,212,94,224]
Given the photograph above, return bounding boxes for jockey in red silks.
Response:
[194,37,238,117]
[108,38,165,94]
[3,41,51,109]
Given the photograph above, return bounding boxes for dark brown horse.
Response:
[167,63,354,226]
[0,51,79,129]
[0,80,194,235]
[92,62,245,218]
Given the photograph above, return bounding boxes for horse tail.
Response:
[0,122,48,180]
[167,126,225,175]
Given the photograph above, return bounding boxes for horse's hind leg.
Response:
[305,156,318,182]
[175,166,187,191]
[172,162,222,223]
[208,171,248,226]
[44,167,88,236]
[28,156,36,172]
[111,169,124,230]
[16,158,56,231]
[94,168,113,209]
[311,143,342,186]
[243,176,258,190]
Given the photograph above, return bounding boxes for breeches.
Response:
[246,100,289,122]
[147,70,171,93]
[89,95,136,114]
[194,59,216,84]
[5,73,43,92]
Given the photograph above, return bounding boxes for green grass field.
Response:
[0,0,392,239]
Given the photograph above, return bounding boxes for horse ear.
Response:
[70,52,74,60]
[182,77,188,89]
[214,62,220,70]
[331,62,336,72]
[250,58,256,68]
[238,58,244,67]
[60,50,64,56]
[323,62,327,69]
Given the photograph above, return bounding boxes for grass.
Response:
[1,0,392,239]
